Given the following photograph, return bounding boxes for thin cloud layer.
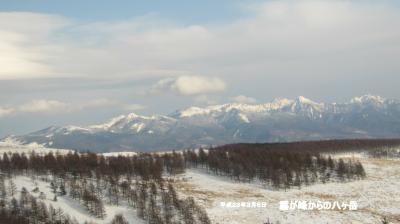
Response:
[0,1,399,83]
[0,12,68,79]
[18,99,69,113]
[0,99,145,117]
[0,107,14,117]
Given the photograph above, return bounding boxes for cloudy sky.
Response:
[1,0,400,137]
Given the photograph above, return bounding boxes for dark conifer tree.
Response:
[110,214,129,224]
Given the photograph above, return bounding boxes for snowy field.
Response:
[0,139,72,155]
[175,155,400,224]
[0,140,144,223]
[2,140,399,224]
[12,176,145,224]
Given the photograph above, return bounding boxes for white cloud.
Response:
[173,76,226,95]
[18,99,69,113]
[149,77,176,95]
[0,107,14,117]
[0,12,68,79]
[150,75,226,96]
[232,95,257,104]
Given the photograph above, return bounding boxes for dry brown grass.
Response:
[174,179,266,208]
[300,192,337,200]
[173,181,225,207]
[234,188,265,198]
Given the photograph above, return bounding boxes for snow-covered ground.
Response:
[0,139,72,155]
[101,151,138,157]
[3,140,399,223]
[175,155,400,224]
[0,140,177,157]
[12,176,144,224]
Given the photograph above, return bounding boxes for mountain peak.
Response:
[350,94,386,104]
[295,96,320,105]
[126,112,141,118]
[125,112,152,120]
[175,106,209,117]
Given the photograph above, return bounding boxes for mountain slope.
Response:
[6,95,400,152]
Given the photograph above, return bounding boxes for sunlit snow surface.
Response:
[0,138,72,155]
[0,140,144,223]
[174,154,400,224]
[13,176,144,224]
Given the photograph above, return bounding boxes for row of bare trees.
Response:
[224,139,400,153]
[182,146,366,189]
[0,151,209,224]
[0,174,80,224]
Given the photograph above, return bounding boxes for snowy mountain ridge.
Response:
[173,96,320,118]
[5,95,400,152]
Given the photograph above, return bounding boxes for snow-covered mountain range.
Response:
[5,95,400,152]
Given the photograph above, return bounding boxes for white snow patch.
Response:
[12,176,145,224]
[238,113,250,123]
[101,151,138,157]
[176,156,400,224]
[130,122,145,133]
[0,140,72,156]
